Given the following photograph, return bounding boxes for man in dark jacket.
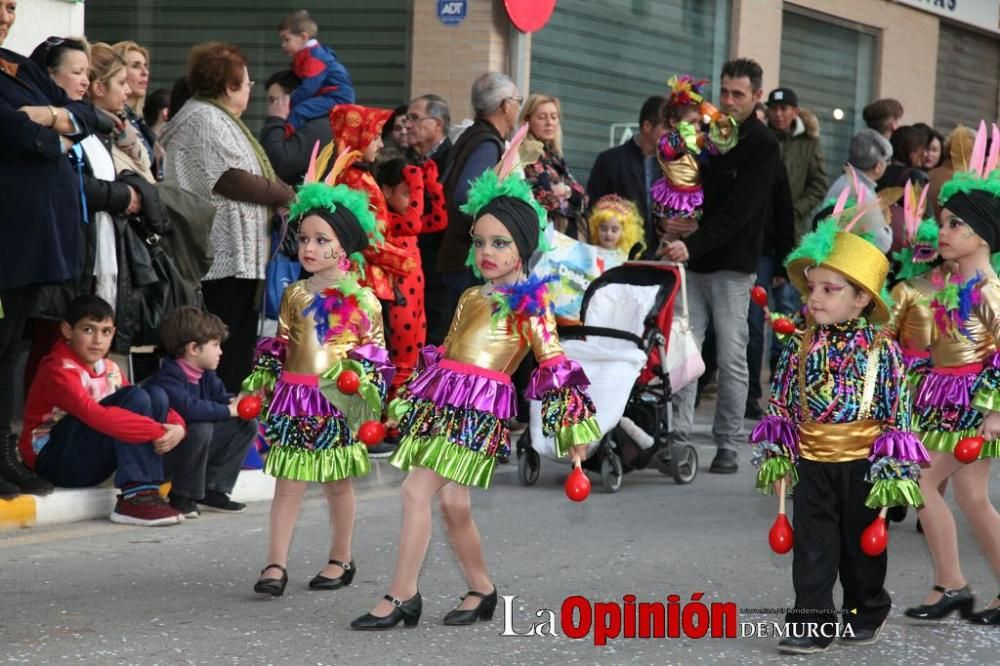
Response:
[662,58,782,474]
[586,96,668,255]
[1,10,96,496]
[433,72,520,334]
[260,69,334,185]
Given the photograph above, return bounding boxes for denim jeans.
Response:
[673,270,756,453]
[37,385,168,488]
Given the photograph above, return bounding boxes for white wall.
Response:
[3,0,84,57]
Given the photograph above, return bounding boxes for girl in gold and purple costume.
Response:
[749,201,929,654]
[897,122,1000,626]
[350,126,600,632]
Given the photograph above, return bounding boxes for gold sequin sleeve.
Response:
[360,290,385,347]
[276,288,293,341]
[976,278,1000,348]
[886,279,937,353]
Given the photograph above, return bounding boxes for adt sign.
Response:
[438,0,467,26]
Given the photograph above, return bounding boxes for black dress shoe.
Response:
[744,402,763,420]
[254,564,288,597]
[442,587,498,626]
[840,620,884,645]
[904,585,974,620]
[709,449,738,474]
[887,505,907,523]
[351,593,422,630]
[308,559,355,590]
[777,635,829,654]
[968,594,1000,625]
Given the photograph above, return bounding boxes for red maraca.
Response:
[337,370,360,395]
[565,465,591,502]
[771,318,796,336]
[861,508,889,556]
[750,286,768,308]
[358,420,386,447]
[954,435,984,464]
[237,395,262,420]
[768,478,794,554]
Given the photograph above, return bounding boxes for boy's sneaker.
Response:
[197,489,246,513]
[168,493,200,519]
[110,490,184,526]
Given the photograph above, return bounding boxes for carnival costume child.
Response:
[245,149,394,597]
[350,126,601,631]
[897,122,1000,626]
[651,75,737,243]
[749,192,929,654]
[587,194,646,261]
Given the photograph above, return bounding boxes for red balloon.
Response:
[337,370,360,395]
[564,466,591,502]
[237,395,262,420]
[769,514,794,554]
[954,436,985,464]
[861,516,889,556]
[750,286,768,308]
[504,0,557,33]
[771,318,796,335]
[358,420,386,447]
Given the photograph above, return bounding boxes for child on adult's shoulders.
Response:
[145,307,257,519]
[18,295,188,527]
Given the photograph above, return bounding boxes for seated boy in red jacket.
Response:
[145,307,257,518]
[19,295,187,526]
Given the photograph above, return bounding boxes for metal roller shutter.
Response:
[84,0,409,130]
[530,0,731,185]
[779,9,876,181]
[934,23,1000,132]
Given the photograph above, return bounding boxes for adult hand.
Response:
[153,423,186,455]
[267,93,291,120]
[661,240,690,263]
[126,186,142,215]
[979,411,1000,442]
[18,105,55,127]
[228,396,241,419]
[661,216,699,238]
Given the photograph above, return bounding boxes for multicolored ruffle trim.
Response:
[864,456,924,508]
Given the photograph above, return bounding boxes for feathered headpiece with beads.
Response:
[892,181,939,280]
[667,75,708,108]
[939,121,1000,253]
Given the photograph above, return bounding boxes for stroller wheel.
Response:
[517,447,540,486]
[670,444,698,485]
[600,451,623,493]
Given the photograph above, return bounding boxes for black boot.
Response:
[0,472,18,499]
[0,432,53,495]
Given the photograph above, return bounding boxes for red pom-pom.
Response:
[237,396,262,420]
[768,514,794,554]
[358,420,386,446]
[337,370,360,395]
[954,435,985,464]
[564,467,591,502]
[771,318,796,335]
[860,516,888,556]
[750,286,768,308]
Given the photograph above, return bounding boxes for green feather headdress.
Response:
[459,123,552,276]
[288,143,383,267]
[939,121,1000,205]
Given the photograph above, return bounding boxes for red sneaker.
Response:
[110,489,184,526]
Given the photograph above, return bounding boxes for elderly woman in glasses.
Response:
[161,41,295,392]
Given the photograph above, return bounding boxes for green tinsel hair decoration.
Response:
[939,169,1000,206]
[288,182,383,267]
[784,218,840,270]
[460,168,552,278]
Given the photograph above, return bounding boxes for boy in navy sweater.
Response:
[147,307,257,518]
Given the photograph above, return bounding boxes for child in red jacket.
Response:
[19,295,188,526]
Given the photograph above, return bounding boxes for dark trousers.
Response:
[433,268,481,342]
[746,256,776,406]
[0,285,38,432]
[36,385,168,489]
[202,277,259,394]
[786,458,891,645]
[164,418,256,499]
[421,232,448,346]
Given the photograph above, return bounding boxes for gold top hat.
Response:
[787,231,891,324]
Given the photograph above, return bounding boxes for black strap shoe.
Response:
[968,593,1000,625]
[351,593,422,630]
[253,564,288,597]
[308,559,355,590]
[442,587,498,626]
[903,585,974,620]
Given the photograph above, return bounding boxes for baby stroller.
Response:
[517,261,699,492]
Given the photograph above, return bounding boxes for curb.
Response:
[0,469,276,531]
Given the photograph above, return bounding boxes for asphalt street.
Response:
[2,401,1000,665]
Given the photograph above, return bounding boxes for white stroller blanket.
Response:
[528,283,661,462]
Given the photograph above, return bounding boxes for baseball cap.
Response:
[767,87,799,107]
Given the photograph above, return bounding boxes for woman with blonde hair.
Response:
[113,40,161,179]
[518,94,588,240]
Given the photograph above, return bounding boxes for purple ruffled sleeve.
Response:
[526,354,601,456]
[242,337,288,396]
[254,336,287,363]
[749,415,800,459]
[350,343,396,387]
[868,430,931,464]
[525,354,590,399]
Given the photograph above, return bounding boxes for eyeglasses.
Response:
[506,96,524,105]
[406,113,432,123]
